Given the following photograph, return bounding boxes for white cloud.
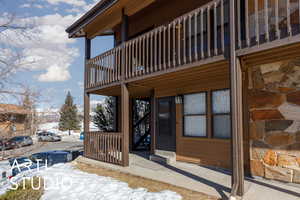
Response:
[65,7,82,13]
[20,3,44,9]
[45,0,99,13]
[34,4,44,9]
[1,0,102,83]
[0,13,81,82]
[20,3,31,8]
[38,65,71,82]
[45,0,87,7]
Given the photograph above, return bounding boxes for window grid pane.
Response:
[212,90,230,114]
[184,93,206,115]
[184,115,207,137]
[213,114,231,139]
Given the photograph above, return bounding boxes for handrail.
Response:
[86,46,122,88]
[84,131,123,165]
[236,0,300,50]
[123,0,225,79]
[85,0,226,89]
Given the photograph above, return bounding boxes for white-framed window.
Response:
[182,89,231,139]
[183,93,207,137]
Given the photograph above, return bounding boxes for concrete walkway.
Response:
[75,153,300,200]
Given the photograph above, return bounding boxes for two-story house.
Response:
[66,0,300,196]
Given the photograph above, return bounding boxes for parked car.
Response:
[8,157,38,176]
[37,131,61,142]
[9,150,73,176]
[63,150,83,161]
[79,132,84,140]
[30,151,72,166]
[0,160,13,185]
[5,136,33,149]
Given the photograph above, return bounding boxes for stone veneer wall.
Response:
[248,58,300,183]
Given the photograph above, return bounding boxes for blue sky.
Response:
[0,0,113,110]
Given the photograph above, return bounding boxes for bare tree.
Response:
[0,9,34,98]
[0,3,40,156]
[21,87,41,135]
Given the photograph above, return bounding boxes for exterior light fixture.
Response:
[175,95,183,104]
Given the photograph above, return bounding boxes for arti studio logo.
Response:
[8,159,73,191]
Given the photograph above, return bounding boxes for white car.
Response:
[37,131,62,142]
[0,160,12,186]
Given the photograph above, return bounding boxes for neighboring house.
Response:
[36,108,60,123]
[0,104,31,138]
[66,0,300,196]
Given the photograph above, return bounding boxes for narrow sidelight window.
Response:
[183,93,207,137]
[212,89,231,139]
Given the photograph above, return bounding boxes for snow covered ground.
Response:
[0,163,182,200]
[39,122,98,135]
[38,122,82,136]
[38,122,98,142]
[0,160,13,194]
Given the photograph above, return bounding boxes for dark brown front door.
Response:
[156,97,176,151]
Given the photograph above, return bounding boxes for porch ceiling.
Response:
[90,60,230,98]
[131,60,230,98]
[92,84,121,97]
[239,41,300,67]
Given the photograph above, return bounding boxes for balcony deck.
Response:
[85,0,300,94]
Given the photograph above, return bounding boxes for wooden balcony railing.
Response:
[123,0,225,79]
[85,0,300,89]
[84,132,123,165]
[86,0,226,89]
[236,0,300,54]
[86,47,122,89]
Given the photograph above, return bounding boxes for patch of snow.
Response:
[38,122,61,134]
[1,163,182,200]
[0,160,13,194]
[38,122,98,135]
[0,161,11,173]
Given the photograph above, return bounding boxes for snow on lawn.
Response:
[4,164,182,200]
[38,122,98,136]
[0,160,13,195]
[38,122,74,135]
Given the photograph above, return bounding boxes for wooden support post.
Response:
[120,9,128,82]
[84,37,91,157]
[121,9,129,43]
[129,98,133,152]
[118,96,122,132]
[150,90,156,154]
[119,8,130,166]
[229,0,244,197]
[113,96,118,132]
[121,83,130,166]
[113,33,117,47]
[84,93,90,134]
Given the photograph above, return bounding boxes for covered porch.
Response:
[83,58,232,168]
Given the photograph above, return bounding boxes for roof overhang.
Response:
[66,0,118,38]
[66,0,156,39]
[0,104,30,115]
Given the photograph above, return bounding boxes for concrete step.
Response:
[149,150,176,165]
